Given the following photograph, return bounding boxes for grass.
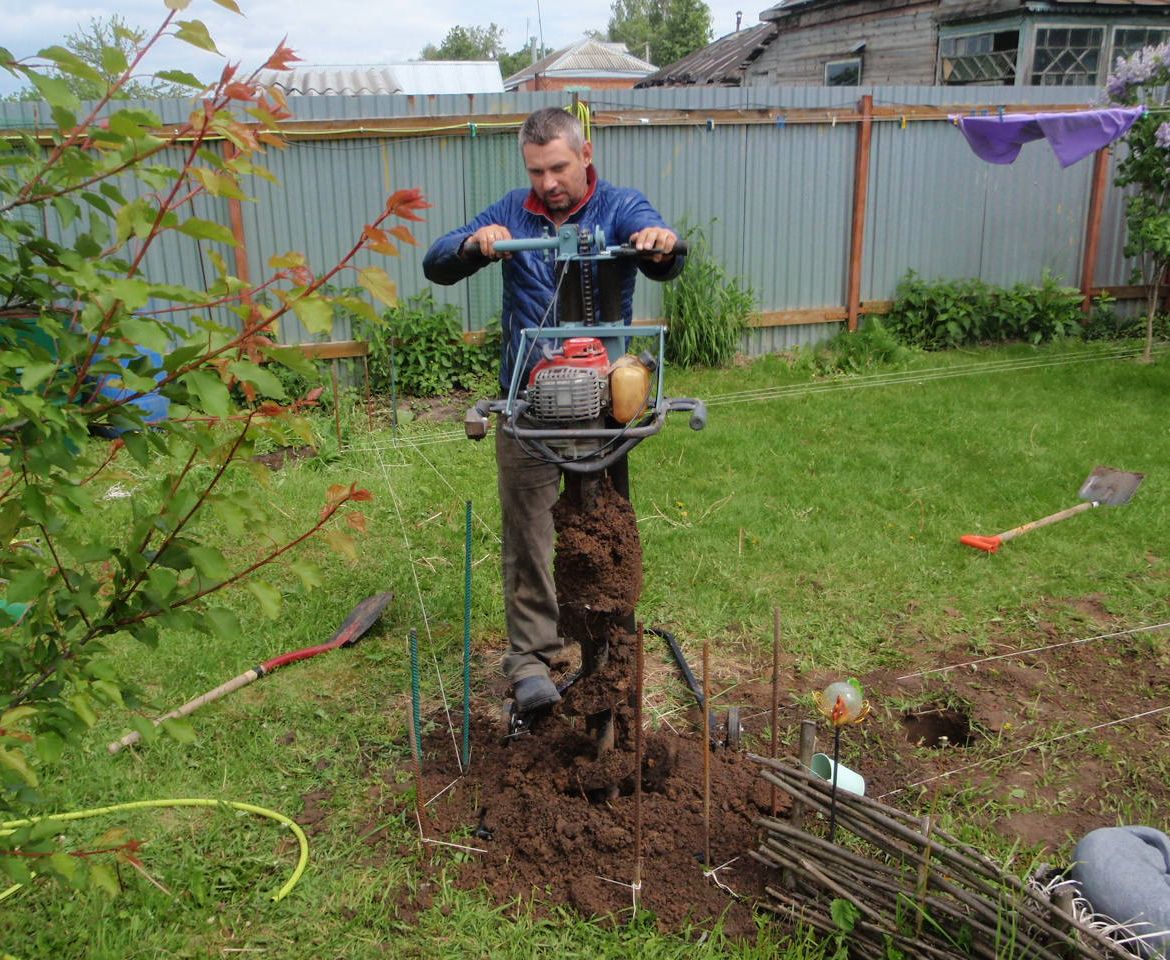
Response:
[3,338,1169,957]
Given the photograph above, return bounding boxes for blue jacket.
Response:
[423,168,684,389]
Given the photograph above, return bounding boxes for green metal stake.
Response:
[409,627,422,763]
[462,500,473,769]
[389,339,399,440]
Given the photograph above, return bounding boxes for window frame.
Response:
[1029,22,1106,86]
[938,24,1021,86]
[823,57,862,86]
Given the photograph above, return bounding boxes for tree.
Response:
[1104,43,1170,361]
[0,5,426,885]
[655,0,713,67]
[420,24,506,61]
[608,0,657,63]
[5,15,187,101]
[499,43,552,81]
[608,0,712,66]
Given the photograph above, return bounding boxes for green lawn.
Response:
[2,338,1167,958]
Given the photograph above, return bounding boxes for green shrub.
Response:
[355,291,499,398]
[663,226,755,368]
[1081,291,1170,342]
[885,271,1083,350]
[811,316,914,375]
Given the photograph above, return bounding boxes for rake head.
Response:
[959,534,1003,553]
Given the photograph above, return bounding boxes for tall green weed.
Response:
[663,226,756,368]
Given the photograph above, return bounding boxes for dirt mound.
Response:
[416,710,778,934]
[407,472,777,934]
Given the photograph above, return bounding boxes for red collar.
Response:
[523,164,597,223]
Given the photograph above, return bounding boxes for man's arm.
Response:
[615,190,685,282]
[422,200,512,286]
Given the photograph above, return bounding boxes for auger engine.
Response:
[524,337,655,459]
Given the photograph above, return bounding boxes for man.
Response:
[423,106,684,714]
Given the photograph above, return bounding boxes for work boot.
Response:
[513,673,561,713]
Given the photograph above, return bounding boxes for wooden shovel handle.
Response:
[998,500,1098,543]
[107,667,261,754]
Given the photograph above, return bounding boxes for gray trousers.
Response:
[496,421,563,683]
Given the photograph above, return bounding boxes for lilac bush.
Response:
[1104,43,1170,360]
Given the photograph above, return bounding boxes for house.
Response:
[649,0,1170,87]
[256,61,504,96]
[503,38,656,92]
[636,23,778,87]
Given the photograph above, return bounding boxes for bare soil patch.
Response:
[341,472,1170,944]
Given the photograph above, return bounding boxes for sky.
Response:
[1,0,770,96]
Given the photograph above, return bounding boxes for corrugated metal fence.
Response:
[1,85,1135,354]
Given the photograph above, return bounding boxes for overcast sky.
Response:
[2,0,768,96]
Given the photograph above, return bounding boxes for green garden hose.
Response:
[0,797,308,903]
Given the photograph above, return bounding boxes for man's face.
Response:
[523,136,593,214]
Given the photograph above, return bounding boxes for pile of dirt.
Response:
[416,707,778,934]
[406,474,779,934]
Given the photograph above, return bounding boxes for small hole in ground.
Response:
[901,706,975,748]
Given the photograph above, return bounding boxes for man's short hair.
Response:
[519,107,585,153]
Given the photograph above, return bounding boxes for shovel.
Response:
[108,591,393,753]
[960,465,1144,554]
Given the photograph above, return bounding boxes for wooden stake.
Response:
[634,622,645,905]
[770,607,781,816]
[702,635,711,869]
[330,359,342,451]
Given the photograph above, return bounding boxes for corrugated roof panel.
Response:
[388,62,504,95]
[256,62,503,97]
[508,39,655,84]
[639,24,778,87]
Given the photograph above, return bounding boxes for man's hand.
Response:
[462,224,514,261]
[628,227,678,263]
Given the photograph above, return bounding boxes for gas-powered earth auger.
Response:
[463,225,707,770]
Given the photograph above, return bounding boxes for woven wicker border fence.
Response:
[751,756,1138,960]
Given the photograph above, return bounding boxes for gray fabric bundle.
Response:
[1072,826,1170,958]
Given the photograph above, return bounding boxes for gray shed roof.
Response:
[636,24,778,87]
[761,0,1170,20]
[256,61,503,96]
[504,38,656,89]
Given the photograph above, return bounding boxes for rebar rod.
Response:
[462,500,472,770]
[828,726,841,842]
[405,706,430,834]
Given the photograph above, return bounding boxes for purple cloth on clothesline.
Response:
[953,107,1144,167]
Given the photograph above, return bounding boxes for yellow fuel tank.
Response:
[609,355,651,424]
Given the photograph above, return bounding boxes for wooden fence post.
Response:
[847,94,874,333]
[1080,146,1110,313]
[221,141,251,294]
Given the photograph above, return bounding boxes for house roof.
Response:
[761,0,1170,20]
[256,61,504,96]
[504,38,656,89]
[636,24,778,87]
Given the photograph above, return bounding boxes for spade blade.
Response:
[1078,465,1144,506]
